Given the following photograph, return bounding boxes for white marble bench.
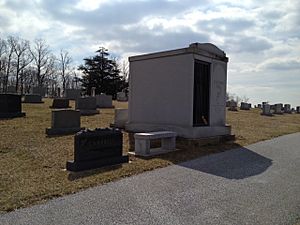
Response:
[134,131,177,156]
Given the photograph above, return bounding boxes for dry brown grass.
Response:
[0,99,300,212]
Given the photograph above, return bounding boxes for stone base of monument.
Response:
[128,147,179,158]
[66,128,129,172]
[127,132,235,152]
[176,134,235,150]
[67,156,129,172]
[0,112,26,119]
[79,109,100,116]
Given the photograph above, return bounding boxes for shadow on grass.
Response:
[67,164,122,181]
[46,133,76,138]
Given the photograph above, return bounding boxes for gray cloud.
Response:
[197,18,255,36]
[39,0,207,29]
[261,59,300,71]
[223,35,273,53]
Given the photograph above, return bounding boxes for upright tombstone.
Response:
[91,87,96,97]
[284,104,291,113]
[240,102,251,110]
[50,98,70,109]
[65,89,81,100]
[75,97,99,115]
[228,100,238,111]
[46,110,83,135]
[270,104,276,111]
[261,104,272,116]
[57,87,61,98]
[117,92,128,101]
[23,94,43,103]
[7,86,17,94]
[296,106,300,114]
[126,43,232,139]
[0,94,26,118]
[257,104,262,109]
[114,109,128,129]
[96,94,113,108]
[274,103,283,114]
[66,128,129,171]
[32,87,46,97]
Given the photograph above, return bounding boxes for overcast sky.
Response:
[0,0,299,106]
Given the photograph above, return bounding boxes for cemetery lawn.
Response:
[1,99,300,212]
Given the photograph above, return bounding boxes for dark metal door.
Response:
[193,60,210,126]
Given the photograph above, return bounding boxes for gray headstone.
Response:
[117,92,128,101]
[240,102,250,110]
[96,94,113,108]
[284,104,291,113]
[274,103,283,114]
[91,87,96,97]
[32,87,46,97]
[261,104,272,116]
[114,109,128,129]
[46,110,83,135]
[65,89,81,100]
[296,106,300,113]
[50,98,70,109]
[76,97,99,115]
[23,94,43,103]
[7,86,17,94]
[228,100,238,111]
[57,87,61,98]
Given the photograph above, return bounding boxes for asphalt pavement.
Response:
[1,132,300,225]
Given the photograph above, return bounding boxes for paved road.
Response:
[1,133,300,225]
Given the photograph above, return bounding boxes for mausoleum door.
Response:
[193,60,210,126]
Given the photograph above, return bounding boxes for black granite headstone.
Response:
[66,128,128,171]
[49,98,71,109]
[0,94,26,118]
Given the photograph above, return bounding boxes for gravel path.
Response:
[1,132,300,225]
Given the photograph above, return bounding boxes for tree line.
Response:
[0,34,128,98]
[0,35,77,95]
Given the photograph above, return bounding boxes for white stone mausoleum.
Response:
[125,43,231,139]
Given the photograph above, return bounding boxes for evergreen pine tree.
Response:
[78,47,127,98]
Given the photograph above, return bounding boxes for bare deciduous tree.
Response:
[13,38,32,92]
[58,49,72,95]
[3,36,17,92]
[0,38,7,91]
[30,39,51,87]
